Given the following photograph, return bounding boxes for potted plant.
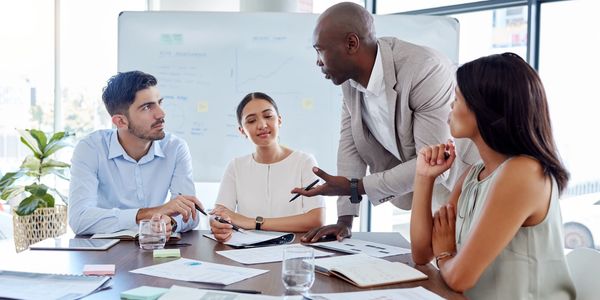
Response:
[0,129,73,252]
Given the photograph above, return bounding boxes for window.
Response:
[0,0,54,171]
[539,0,600,250]
[60,0,146,139]
[377,0,480,14]
[451,6,528,64]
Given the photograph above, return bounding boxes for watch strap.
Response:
[350,178,363,204]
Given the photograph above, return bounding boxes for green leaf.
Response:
[26,129,48,154]
[17,129,42,157]
[24,183,48,197]
[20,155,41,172]
[15,195,43,216]
[41,159,70,169]
[41,193,55,207]
[43,132,73,157]
[43,169,70,181]
[0,171,25,192]
[1,185,25,201]
[43,140,71,157]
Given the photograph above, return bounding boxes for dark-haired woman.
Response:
[410,53,575,299]
[209,92,325,242]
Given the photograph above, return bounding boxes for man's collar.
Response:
[349,43,384,97]
[108,130,165,162]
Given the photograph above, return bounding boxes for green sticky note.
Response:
[153,248,181,258]
[121,286,168,300]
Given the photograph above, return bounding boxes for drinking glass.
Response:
[282,246,315,294]
[138,216,167,250]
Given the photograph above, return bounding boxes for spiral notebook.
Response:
[0,270,111,300]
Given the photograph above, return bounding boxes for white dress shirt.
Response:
[349,44,401,160]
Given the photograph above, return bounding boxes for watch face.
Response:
[256,216,264,223]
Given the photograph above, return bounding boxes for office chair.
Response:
[566,247,600,300]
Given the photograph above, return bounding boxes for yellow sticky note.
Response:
[197,101,209,112]
[301,98,314,110]
[153,248,181,258]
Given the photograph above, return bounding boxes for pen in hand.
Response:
[290,179,319,202]
[214,215,246,233]
[178,192,207,216]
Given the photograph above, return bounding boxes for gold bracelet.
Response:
[435,251,456,268]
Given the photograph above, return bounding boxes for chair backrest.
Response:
[567,247,600,300]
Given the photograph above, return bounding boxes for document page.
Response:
[130,258,268,285]
[217,244,333,264]
[204,230,293,247]
[0,270,111,300]
[311,238,410,257]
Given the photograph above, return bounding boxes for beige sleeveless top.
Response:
[456,159,576,299]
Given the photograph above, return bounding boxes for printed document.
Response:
[217,244,333,264]
[130,258,267,285]
[311,238,410,257]
[160,285,443,300]
[0,270,111,300]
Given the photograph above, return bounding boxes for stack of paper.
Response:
[311,239,411,257]
[130,258,268,285]
[217,244,333,264]
[159,285,444,300]
[0,270,111,300]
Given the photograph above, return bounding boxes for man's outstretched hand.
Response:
[290,167,352,197]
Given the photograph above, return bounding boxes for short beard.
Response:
[128,119,165,141]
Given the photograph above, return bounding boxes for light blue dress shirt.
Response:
[68,129,198,235]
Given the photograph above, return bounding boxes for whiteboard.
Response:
[118,12,458,182]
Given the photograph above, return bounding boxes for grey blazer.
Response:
[337,37,479,216]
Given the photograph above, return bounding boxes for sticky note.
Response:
[121,286,169,300]
[153,248,181,258]
[83,264,115,276]
[197,101,209,112]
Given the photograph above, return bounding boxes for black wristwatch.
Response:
[349,178,363,204]
[255,216,264,230]
[170,217,178,233]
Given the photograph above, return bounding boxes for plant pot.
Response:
[12,205,67,252]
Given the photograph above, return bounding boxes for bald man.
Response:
[292,2,478,242]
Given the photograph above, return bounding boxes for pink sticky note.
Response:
[83,264,115,276]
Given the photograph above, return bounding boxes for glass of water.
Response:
[138,215,167,250]
[282,246,315,294]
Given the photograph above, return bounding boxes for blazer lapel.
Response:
[379,40,402,161]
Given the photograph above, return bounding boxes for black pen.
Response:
[214,216,247,233]
[178,192,207,216]
[290,179,319,202]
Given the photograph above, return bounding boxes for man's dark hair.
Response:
[102,71,157,116]
[236,92,279,125]
[457,53,569,192]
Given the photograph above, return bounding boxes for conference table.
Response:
[0,231,465,299]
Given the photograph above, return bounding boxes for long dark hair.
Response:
[456,53,569,192]
[236,92,280,125]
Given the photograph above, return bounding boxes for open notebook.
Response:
[91,229,181,241]
[314,253,428,288]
